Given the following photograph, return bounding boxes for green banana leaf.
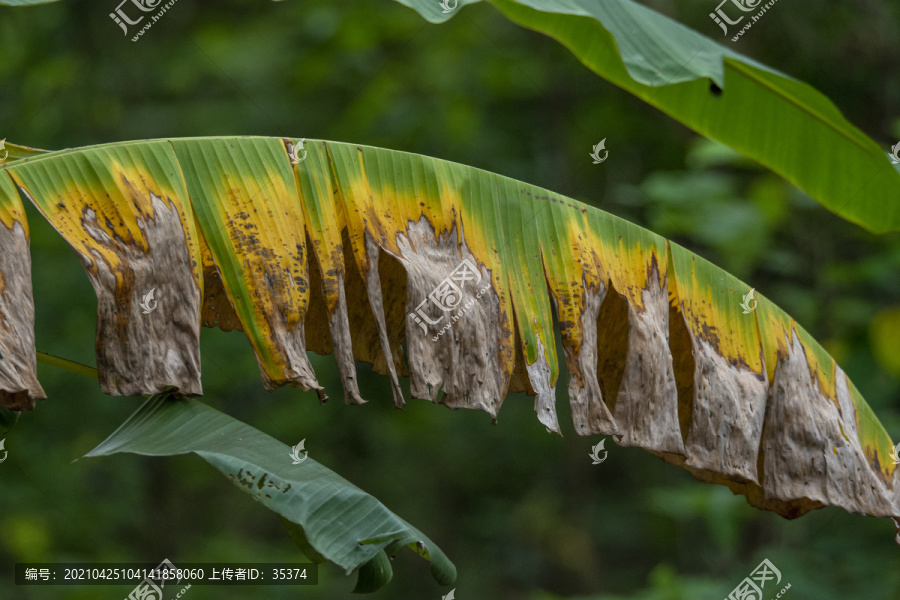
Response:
[0,136,897,546]
[85,393,456,589]
[395,0,900,234]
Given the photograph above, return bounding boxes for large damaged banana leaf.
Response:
[1,136,897,544]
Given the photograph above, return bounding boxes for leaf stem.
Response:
[36,351,98,380]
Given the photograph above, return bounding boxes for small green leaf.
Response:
[85,394,457,588]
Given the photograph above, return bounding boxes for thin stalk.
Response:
[36,351,98,380]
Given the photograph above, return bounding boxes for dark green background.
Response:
[1,0,899,597]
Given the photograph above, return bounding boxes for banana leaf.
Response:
[395,0,900,234]
[0,136,896,544]
[85,393,456,589]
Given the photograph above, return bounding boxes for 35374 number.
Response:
[271,568,308,580]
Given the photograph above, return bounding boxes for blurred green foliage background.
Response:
[1,0,899,598]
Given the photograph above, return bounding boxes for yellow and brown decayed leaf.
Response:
[0,136,897,542]
[0,173,44,409]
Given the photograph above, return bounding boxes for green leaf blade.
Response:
[398,0,900,233]
[85,395,456,587]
